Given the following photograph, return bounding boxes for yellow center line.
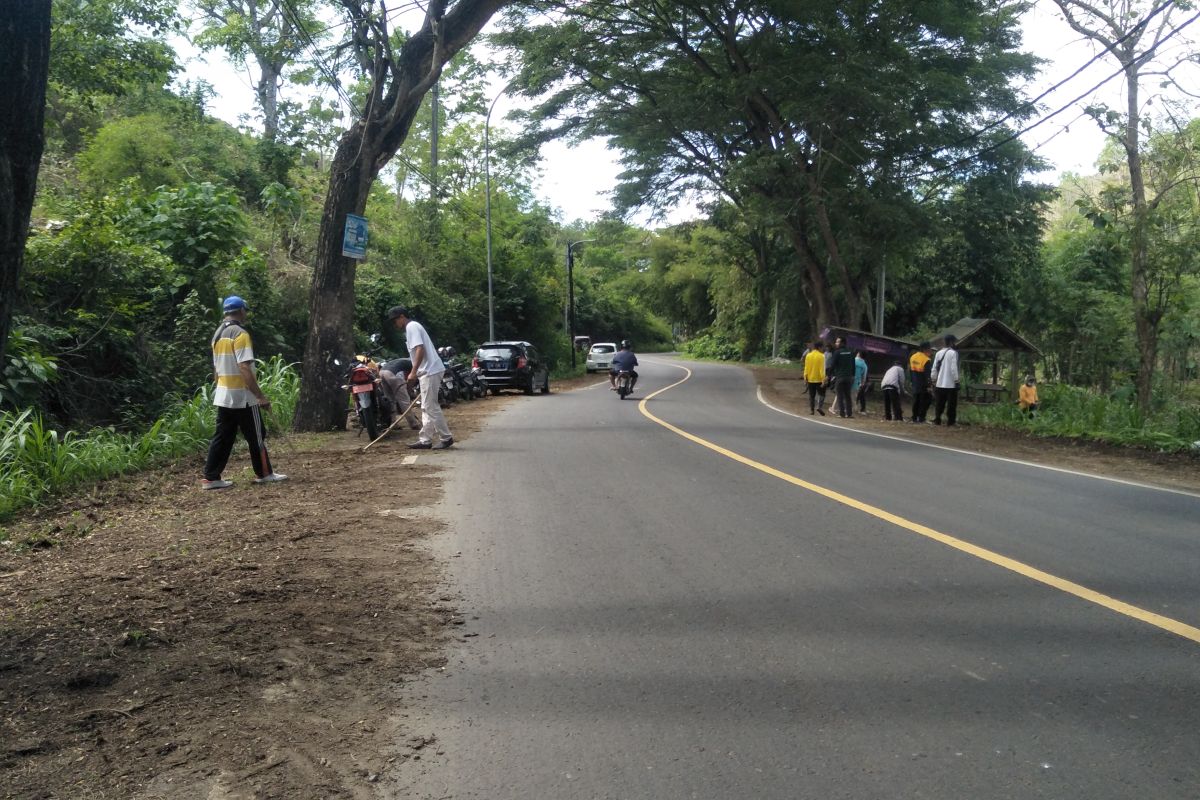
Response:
[638,363,1200,645]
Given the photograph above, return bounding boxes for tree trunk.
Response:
[781,222,835,333]
[293,126,376,432]
[291,0,510,432]
[1123,54,1156,414]
[0,1,51,368]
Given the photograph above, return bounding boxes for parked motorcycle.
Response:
[441,347,485,400]
[615,369,636,400]
[337,353,394,440]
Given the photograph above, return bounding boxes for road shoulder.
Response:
[753,365,1200,495]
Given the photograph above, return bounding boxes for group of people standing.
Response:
[801,335,964,426]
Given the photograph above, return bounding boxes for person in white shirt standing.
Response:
[387,306,453,450]
[880,359,906,421]
[930,334,961,426]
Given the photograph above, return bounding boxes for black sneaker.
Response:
[431,437,454,450]
[408,441,433,449]
[816,408,825,416]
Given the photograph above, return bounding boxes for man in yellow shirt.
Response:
[803,340,827,415]
[908,341,933,423]
[1019,375,1039,416]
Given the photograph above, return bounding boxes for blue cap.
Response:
[222,295,248,312]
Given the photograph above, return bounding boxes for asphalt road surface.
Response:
[396,356,1200,799]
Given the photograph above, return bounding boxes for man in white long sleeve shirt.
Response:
[388,306,454,449]
[880,360,906,421]
[930,334,961,426]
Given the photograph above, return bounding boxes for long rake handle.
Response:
[360,395,420,452]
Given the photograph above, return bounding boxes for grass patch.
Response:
[0,357,299,521]
[961,383,1200,453]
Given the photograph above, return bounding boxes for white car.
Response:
[585,342,617,373]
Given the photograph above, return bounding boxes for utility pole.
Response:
[875,256,886,336]
[771,297,780,359]
[566,239,596,369]
[485,80,517,342]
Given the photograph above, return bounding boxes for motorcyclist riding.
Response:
[609,339,639,392]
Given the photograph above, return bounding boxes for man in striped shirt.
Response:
[201,296,287,489]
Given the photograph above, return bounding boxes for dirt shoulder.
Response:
[752,365,1200,494]
[0,388,535,800]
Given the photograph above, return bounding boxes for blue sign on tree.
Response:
[342,214,368,259]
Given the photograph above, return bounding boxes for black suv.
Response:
[473,341,550,395]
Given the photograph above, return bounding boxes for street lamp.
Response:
[485,80,517,342]
[566,238,596,368]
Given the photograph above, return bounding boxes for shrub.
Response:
[682,331,740,361]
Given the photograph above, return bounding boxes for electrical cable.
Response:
[905,7,1200,181]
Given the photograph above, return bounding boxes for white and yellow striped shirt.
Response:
[211,320,257,408]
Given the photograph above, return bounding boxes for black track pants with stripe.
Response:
[204,404,273,480]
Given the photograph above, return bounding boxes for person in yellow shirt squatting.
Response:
[1019,375,1039,417]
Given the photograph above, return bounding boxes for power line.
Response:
[907,7,1200,181]
[919,0,1180,160]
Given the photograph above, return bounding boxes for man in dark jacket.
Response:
[827,337,857,418]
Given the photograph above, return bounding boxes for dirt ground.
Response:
[0,384,549,800]
[2,368,1195,800]
[752,366,1200,494]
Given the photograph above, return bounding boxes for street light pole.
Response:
[566,239,596,369]
[484,80,516,342]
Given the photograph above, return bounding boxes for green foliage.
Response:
[125,181,250,309]
[46,0,180,152]
[0,329,60,411]
[0,357,298,520]
[77,114,184,191]
[682,331,741,361]
[963,382,1200,452]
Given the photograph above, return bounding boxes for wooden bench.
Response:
[965,383,1008,403]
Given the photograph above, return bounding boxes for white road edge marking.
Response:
[757,386,1200,499]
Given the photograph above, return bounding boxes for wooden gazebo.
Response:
[931,318,1040,402]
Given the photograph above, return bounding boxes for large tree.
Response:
[0,1,52,369]
[292,0,511,432]
[192,0,319,164]
[498,0,1037,333]
[1050,0,1200,412]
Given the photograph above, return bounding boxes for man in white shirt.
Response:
[387,306,454,450]
[880,359,906,421]
[930,334,961,426]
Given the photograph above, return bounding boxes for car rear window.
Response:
[591,345,615,354]
[478,347,519,359]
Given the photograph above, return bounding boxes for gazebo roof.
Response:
[932,318,1040,355]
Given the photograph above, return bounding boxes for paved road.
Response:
[395,357,1200,799]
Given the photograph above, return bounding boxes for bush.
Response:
[682,331,741,361]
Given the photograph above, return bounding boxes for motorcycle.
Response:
[337,353,394,441]
[441,347,485,400]
[615,369,636,400]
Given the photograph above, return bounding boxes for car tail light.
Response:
[472,357,479,369]
[517,356,527,369]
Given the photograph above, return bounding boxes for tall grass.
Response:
[0,357,299,521]
[962,383,1200,453]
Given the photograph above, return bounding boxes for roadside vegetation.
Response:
[2,0,1198,519]
[0,357,298,523]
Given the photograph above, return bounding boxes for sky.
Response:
[177,3,1195,226]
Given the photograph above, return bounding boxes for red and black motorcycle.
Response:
[339,354,394,441]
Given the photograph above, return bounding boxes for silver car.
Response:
[585,342,617,373]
